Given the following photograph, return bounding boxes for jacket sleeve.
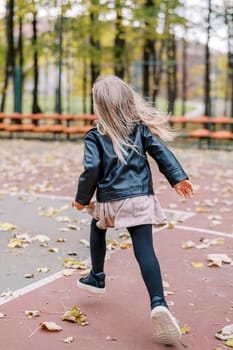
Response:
[75,132,101,205]
[143,126,188,187]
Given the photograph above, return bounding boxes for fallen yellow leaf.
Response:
[180,326,191,334]
[63,259,87,269]
[62,306,88,326]
[195,207,209,213]
[225,338,233,347]
[191,261,204,268]
[120,242,132,249]
[0,222,17,231]
[48,247,59,253]
[119,232,130,239]
[8,238,25,248]
[107,239,119,247]
[167,222,175,229]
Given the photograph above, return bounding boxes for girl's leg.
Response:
[90,218,107,274]
[128,224,181,345]
[77,218,106,293]
[127,224,167,309]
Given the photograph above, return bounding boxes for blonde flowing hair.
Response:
[93,74,174,163]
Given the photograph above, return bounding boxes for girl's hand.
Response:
[72,201,85,211]
[174,179,195,199]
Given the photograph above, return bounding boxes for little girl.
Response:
[72,75,194,345]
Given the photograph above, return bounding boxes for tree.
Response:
[225,0,233,120]
[32,2,42,114]
[204,0,212,116]
[1,0,15,113]
[141,0,160,98]
[163,0,183,115]
[15,11,23,113]
[114,0,126,79]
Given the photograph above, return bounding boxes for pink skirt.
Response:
[86,195,167,230]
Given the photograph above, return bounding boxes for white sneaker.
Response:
[151,306,181,345]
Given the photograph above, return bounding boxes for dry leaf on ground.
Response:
[80,239,90,247]
[32,235,50,244]
[182,241,196,249]
[119,232,130,239]
[180,326,191,334]
[191,261,204,268]
[0,222,17,231]
[8,238,27,248]
[48,247,60,253]
[106,336,118,341]
[37,267,50,273]
[40,321,63,331]
[225,339,233,347]
[63,259,87,270]
[120,241,132,249]
[25,310,40,318]
[216,324,233,340]
[56,216,71,223]
[57,237,67,243]
[208,254,232,267]
[62,269,74,277]
[63,336,74,344]
[62,306,88,326]
[0,289,13,298]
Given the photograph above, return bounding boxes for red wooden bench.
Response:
[170,116,233,149]
[0,113,97,140]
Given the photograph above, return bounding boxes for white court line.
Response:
[1,193,231,306]
[0,270,64,306]
[1,223,232,306]
[0,224,168,306]
[175,224,233,239]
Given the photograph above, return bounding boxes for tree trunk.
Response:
[143,43,150,97]
[152,40,164,104]
[166,35,177,115]
[55,15,63,116]
[142,0,154,98]
[204,0,212,117]
[32,11,42,120]
[1,0,15,113]
[114,1,125,79]
[82,59,87,115]
[90,2,101,114]
[227,8,233,119]
[224,2,232,122]
[181,38,188,116]
[14,16,23,114]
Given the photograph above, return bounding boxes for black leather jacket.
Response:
[75,124,188,205]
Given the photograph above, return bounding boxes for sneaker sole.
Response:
[77,280,105,294]
[151,306,181,345]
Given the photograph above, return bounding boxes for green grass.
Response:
[4,94,194,116]
[155,97,194,116]
[4,94,91,115]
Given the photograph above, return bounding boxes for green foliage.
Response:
[0,0,229,115]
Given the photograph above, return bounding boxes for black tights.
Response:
[90,219,166,308]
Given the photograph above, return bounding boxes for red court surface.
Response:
[0,141,232,349]
[0,221,233,350]
[0,224,232,350]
